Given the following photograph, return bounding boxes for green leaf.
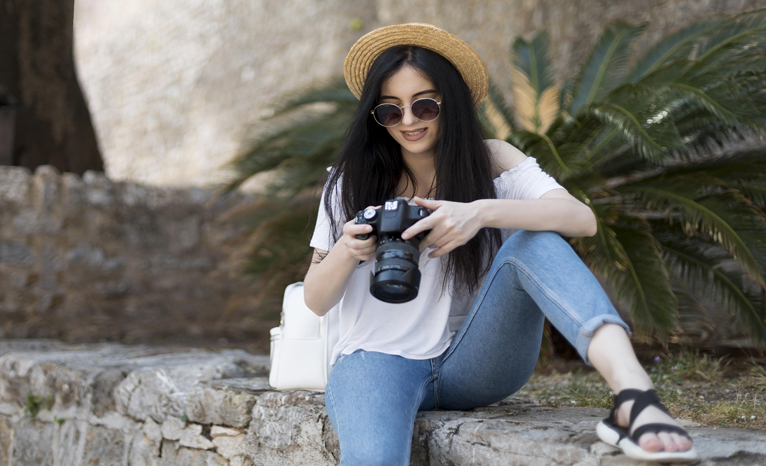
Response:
[568,21,647,114]
[510,32,560,133]
[656,227,766,347]
[580,84,685,163]
[572,202,677,336]
[478,79,516,139]
[694,9,766,69]
[618,175,766,286]
[626,17,727,82]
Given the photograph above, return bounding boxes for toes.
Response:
[671,432,693,451]
[658,432,678,452]
[638,433,664,453]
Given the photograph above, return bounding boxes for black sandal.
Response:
[596,388,699,462]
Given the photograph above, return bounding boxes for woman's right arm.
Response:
[303,218,377,316]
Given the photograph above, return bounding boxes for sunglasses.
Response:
[370,98,442,127]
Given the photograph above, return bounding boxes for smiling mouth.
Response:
[402,129,426,136]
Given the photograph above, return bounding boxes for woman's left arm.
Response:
[401,194,597,258]
[474,190,597,237]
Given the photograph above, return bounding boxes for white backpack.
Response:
[268,282,340,391]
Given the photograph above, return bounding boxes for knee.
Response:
[499,230,567,261]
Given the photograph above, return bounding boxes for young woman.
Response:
[303,23,698,464]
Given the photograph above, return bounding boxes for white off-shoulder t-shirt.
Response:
[309,156,566,365]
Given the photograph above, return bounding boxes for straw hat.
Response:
[344,23,488,109]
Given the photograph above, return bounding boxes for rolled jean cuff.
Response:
[575,315,632,366]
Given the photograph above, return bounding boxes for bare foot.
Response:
[615,398,693,452]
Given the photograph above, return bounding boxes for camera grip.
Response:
[355,233,370,240]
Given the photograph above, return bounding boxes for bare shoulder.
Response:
[485,139,528,178]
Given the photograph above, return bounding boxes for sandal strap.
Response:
[629,389,669,426]
[607,388,644,425]
[631,423,692,443]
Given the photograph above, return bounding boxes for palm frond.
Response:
[478,79,516,139]
[694,9,766,70]
[270,78,358,117]
[619,175,766,286]
[656,226,766,347]
[217,105,348,196]
[626,17,727,82]
[572,204,677,336]
[580,84,685,163]
[510,32,560,133]
[568,21,647,114]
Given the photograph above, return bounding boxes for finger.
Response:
[344,223,374,235]
[350,235,377,249]
[428,239,461,258]
[420,227,451,251]
[401,217,434,240]
[412,196,443,209]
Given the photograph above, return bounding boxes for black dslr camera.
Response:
[355,199,431,303]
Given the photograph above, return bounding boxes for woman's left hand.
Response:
[401,197,483,258]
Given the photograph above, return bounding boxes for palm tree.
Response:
[221,9,766,345]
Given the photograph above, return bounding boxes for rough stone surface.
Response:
[1,338,765,465]
[0,165,272,346]
[72,0,761,188]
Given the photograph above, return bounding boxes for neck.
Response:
[399,147,436,198]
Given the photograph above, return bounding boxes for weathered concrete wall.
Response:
[0,165,272,347]
[73,0,762,188]
[1,339,765,465]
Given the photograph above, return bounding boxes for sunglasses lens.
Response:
[374,105,402,127]
[412,99,440,121]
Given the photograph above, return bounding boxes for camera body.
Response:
[355,199,431,303]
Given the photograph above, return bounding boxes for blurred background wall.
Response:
[73,0,762,188]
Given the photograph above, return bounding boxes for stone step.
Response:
[1,339,764,465]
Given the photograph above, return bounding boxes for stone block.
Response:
[212,432,246,459]
[0,240,34,266]
[159,440,228,466]
[128,430,161,466]
[80,424,128,465]
[12,210,63,234]
[83,170,115,206]
[185,384,259,429]
[0,166,31,203]
[160,416,214,450]
[33,165,61,213]
[211,425,243,438]
[0,415,11,466]
[114,351,268,423]
[248,391,337,465]
[53,419,87,466]
[62,172,86,206]
[13,416,54,465]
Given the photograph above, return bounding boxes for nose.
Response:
[400,104,418,127]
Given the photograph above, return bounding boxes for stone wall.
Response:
[73,0,762,188]
[1,339,765,465]
[0,165,278,349]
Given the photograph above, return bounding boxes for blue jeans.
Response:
[324,230,630,465]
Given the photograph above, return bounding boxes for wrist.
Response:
[473,199,490,229]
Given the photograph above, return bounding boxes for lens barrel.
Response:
[369,239,421,303]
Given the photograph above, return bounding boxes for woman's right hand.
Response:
[341,207,379,261]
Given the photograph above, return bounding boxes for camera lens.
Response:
[369,239,421,303]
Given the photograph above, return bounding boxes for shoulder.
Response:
[484,139,528,178]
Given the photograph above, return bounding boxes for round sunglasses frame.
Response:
[370,98,442,127]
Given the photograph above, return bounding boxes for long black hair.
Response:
[324,45,502,295]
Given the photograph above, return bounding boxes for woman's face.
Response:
[378,65,441,158]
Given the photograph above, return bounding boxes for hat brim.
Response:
[344,23,488,110]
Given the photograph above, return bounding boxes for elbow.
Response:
[572,206,598,237]
[583,211,598,237]
[303,294,327,317]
